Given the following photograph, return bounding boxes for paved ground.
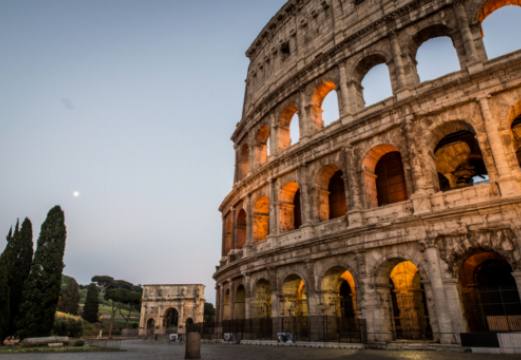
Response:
[2,340,521,360]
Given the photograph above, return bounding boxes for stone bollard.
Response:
[185,332,201,359]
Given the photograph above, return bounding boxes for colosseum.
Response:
[214,0,521,346]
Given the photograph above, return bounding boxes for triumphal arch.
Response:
[214,0,521,345]
[138,284,205,336]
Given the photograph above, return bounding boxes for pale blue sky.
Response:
[1,1,520,303]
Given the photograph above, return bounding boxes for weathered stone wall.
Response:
[138,284,205,336]
[215,0,521,345]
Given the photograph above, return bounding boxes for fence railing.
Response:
[188,316,366,343]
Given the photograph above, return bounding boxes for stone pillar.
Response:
[478,96,521,196]
[424,247,457,344]
[443,278,467,342]
[454,1,486,68]
[405,116,434,214]
[269,115,278,158]
[299,90,314,140]
[297,166,313,227]
[268,178,279,238]
[338,63,353,121]
[245,194,254,248]
[389,32,418,93]
[345,146,363,226]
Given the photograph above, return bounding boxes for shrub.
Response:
[52,317,83,338]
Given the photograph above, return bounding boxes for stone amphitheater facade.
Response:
[214,0,521,345]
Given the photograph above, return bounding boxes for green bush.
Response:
[52,317,83,338]
[72,339,85,347]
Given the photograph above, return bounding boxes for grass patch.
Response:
[0,345,123,353]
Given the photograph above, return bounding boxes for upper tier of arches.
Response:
[234,0,521,183]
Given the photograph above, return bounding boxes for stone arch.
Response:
[237,143,250,180]
[223,288,232,320]
[411,24,463,81]
[253,195,270,242]
[235,208,247,249]
[321,266,358,318]
[254,123,270,166]
[233,284,246,320]
[146,318,155,336]
[430,120,489,191]
[362,144,408,208]
[316,164,347,221]
[223,212,233,256]
[278,103,300,150]
[373,258,433,340]
[309,79,340,128]
[459,250,521,332]
[476,0,521,22]
[355,53,394,106]
[253,278,272,318]
[278,181,302,232]
[281,274,309,317]
[163,307,179,333]
[511,116,521,167]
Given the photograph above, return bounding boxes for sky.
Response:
[1,1,520,304]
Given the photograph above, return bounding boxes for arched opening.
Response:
[279,104,300,150]
[279,181,302,232]
[363,145,408,208]
[460,251,521,332]
[237,143,250,180]
[163,308,179,334]
[310,81,340,128]
[234,285,246,320]
[480,2,521,59]
[253,279,273,339]
[146,318,155,336]
[389,261,432,340]
[511,116,521,167]
[223,289,231,320]
[317,165,347,221]
[434,127,488,191]
[185,317,194,332]
[235,209,247,249]
[253,196,269,242]
[414,27,461,82]
[321,267,358,338]
[357,55,393,106]
[281,274,309,338]
[255,124,270,166]
[223,212,233,256]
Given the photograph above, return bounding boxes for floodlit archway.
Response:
[317,165,347,221]
[234,285,246,320]
[363,145,408,207]
[223,213,233,255]
[279,104,300,150]
[255,124,270,166]
[253,196,269,242]
[237,143,250,180]
[254,279,272,318]
[235,209,247,249]
[389,260,432,340]
[310,81,340,128]
[279,181,302,232]
[433,126,488,191]
[460,251,521,332]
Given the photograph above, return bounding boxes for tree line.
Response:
[0,206,67,340]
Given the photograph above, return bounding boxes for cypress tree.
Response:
[82,283,99,323]
[57,275,80,315]
[0,228,12,341]
[7,218,33,334]
[16,206,67,338]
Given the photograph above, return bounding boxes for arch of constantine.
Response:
[138,284,205,336]
[214,0,521,345]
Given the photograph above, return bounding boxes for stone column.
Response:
[389,32,418,94]
[268,178,279,238]
[297,165,313,227]
[245,194,254,248]
[443,278,467,342]
[269,114,279,158]
[454,2,482,65]
[478,96,521,196]
[345,146,363,226]
[424,246,457,344]
[299,90,314,140]
[338,63,353,121]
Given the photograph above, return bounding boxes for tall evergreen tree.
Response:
[16,206,67,338]
[0,228,12,340]
[6,218,33,334]
[57,275,80,315]
[82,283,99,323]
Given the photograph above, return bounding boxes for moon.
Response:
[73,191,80,198]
